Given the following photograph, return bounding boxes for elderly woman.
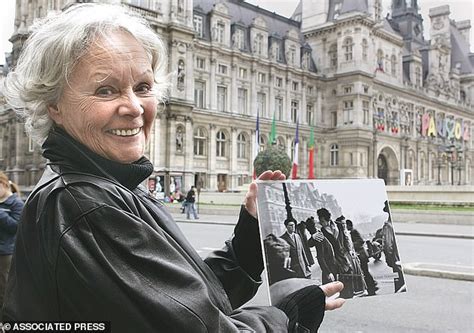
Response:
[3,4,343,332]
[0,172,23,311]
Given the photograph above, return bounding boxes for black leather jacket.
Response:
[2,130,287,332]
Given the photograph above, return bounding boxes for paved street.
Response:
[177,219,474,332]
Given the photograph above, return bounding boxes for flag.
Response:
[291,118,299,179]
[253,113,260,179]
[269,112,276,145]
[308,126,315,179]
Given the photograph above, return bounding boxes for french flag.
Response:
[291,118,299,179]
[253,113,260,179]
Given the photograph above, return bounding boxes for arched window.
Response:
[362,39,368,61]
[391,55,397,76]
[259,134,266,152]
[277,137,286,150]
[329,43,338,69]
[330,144,339,166]
[377,49,384,70]
[237,133,247,159]
[343,37,353,61]
[216,130,226,157]
[193,127,207,156]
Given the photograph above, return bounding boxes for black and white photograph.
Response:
[257,179,407,303]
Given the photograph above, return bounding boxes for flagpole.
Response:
[253,112,260,180]
[291,116,299,179]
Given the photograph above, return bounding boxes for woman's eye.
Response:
[95,87,116,96]
[136,84,152,94]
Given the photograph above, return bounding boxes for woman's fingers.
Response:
[320,281,344,297]
[257,170,287,181]
[320,281,346,311]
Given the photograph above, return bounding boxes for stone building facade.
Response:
[0,0,473,195]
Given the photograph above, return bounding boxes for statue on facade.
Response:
[177,59,185,91]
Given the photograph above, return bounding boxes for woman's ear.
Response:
[47,104,63,125]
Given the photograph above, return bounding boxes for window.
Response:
[258,135,266,152]
[217,86,227,111]
[238,88,248,114]
[255,34,263,55]
[275,42,282,61]
[362,39,368,61]
[330,144,339,166]
[257,93,266,117]
[292,81,299,91]
[237,133,247,158]
[275,97,283,120]
[217,22,225,43]
[275,77,283,88]
[291,100,299,123]
[306,104,314,126]
[258,72,266,84]
[391,55,397,76]
[349,152,354,166]
[415,66,421,87]
[28,137,35,153]
[331,111,337,127]
[194,127,207,156]
[343,86,352,94]
[194,80,205,108]
[288,46,296,65]
[343,100,353,124]
[235,29,244,50]
[239,67,247,79]
[343,38,353,61]
[329,43,337,69]
[377,49,384,70]
[218,64,228,75]
[196,57,205,69]
[363,100,370,125]
[193,15,203,38]
[216,131,226,157]
[360,152,365,167]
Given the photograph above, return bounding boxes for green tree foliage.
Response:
[254,145,292,178]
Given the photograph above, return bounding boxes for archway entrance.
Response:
[377,147,399,185]
[377,155,388,184]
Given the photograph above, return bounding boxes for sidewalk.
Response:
[171,211,474,282]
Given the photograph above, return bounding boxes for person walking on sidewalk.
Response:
[0,172,24,313]
[185,186,199,220]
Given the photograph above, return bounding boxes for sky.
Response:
[1,0,473,65]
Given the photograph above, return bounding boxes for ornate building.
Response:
[1,0,473,195]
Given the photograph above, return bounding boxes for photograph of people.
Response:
[257,179,407,300]
[1,3,344,331]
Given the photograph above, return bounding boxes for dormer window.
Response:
[234,29,245,50]
[254,33,264,55]
[193,15,203,38]
[217,22,225,43]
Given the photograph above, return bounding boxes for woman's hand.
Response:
[270,278,345,311]
[243,170,286,218]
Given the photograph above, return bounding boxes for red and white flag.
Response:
[253,113,260,179]
[291,118,299,179]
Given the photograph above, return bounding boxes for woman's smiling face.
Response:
[49,31,158,163]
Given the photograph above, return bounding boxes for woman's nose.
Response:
[119,91,144,116]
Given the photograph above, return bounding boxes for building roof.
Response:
[450,22,474,74]
[328,0,368,21]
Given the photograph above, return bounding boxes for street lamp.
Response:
[436,155,444,185]
[457,153,463,186]
[446,145,456,186]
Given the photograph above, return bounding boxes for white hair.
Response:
[3,3,169,144]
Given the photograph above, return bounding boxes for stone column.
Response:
[184,116,193,188]
[209,124,217,189]
[210,57,217,110]
[230,127,238,189]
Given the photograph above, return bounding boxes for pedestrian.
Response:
[382,201,406,293]
[2,3,344,331]
[280,218,312,279]
[346,220,378,295]
[185,186,199,219]
[0,172,24,313]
